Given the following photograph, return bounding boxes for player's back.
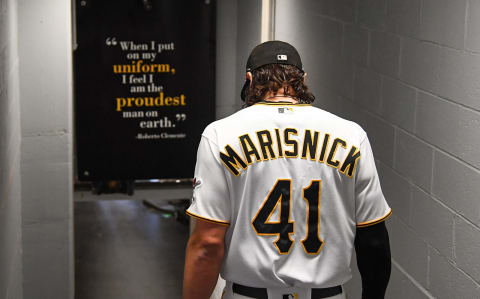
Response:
[188,102,390,288]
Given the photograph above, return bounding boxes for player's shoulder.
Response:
[307,105,367,140]
[202,104,367,142]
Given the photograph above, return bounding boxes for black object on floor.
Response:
[75,200,189,299]
[142,199,190,225]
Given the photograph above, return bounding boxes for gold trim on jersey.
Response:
[186,210,231,226]
[284,128,299,158]
[256,129,277,161]
[326,138,347,169]
[301,130,320,161]
[218,129,362,178]
[318,133,330,163]
[253,102,312,106]
[301,180,325,255]
[219,144,248,176]
[251,178,295,255]
[340,145,361,178]
[239,133,262,164]
[356,209,392,228]
[274,128,284,158]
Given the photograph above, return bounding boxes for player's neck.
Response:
[263,94,298,103]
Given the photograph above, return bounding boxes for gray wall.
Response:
[216,0,262,119]
[17,0,74,298]
[215,0,239,119]
[0,0,23,297]
[276,0,480,297]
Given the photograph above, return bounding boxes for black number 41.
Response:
[252,179,324,255]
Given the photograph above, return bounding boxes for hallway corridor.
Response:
[74,200,188,299]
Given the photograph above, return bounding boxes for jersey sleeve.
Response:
[186,134,231,226]
[354,135,392,227]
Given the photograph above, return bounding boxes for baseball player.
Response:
[183,41,392,299]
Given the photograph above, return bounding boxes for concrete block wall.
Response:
[216,0,261,119]
[16,0,74,298]
[276,0,480,297]
[0,0,23,298]
[215,0,239,119]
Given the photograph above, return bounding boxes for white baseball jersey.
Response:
[187,102,391,289]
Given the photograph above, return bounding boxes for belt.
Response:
[232,283,342,299]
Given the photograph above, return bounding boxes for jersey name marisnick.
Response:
[219,128,361,178]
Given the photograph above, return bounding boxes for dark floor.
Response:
[74,199,189,299]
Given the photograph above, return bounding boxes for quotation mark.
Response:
[105,37,117,46]
[176,114,187,121]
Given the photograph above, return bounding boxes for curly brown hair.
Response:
[244,64,315,106]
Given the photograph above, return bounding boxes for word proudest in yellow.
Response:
[116,92,186,111]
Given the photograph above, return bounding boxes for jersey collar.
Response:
[253,101,312,106]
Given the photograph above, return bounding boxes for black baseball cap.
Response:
[241,40,304,101]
